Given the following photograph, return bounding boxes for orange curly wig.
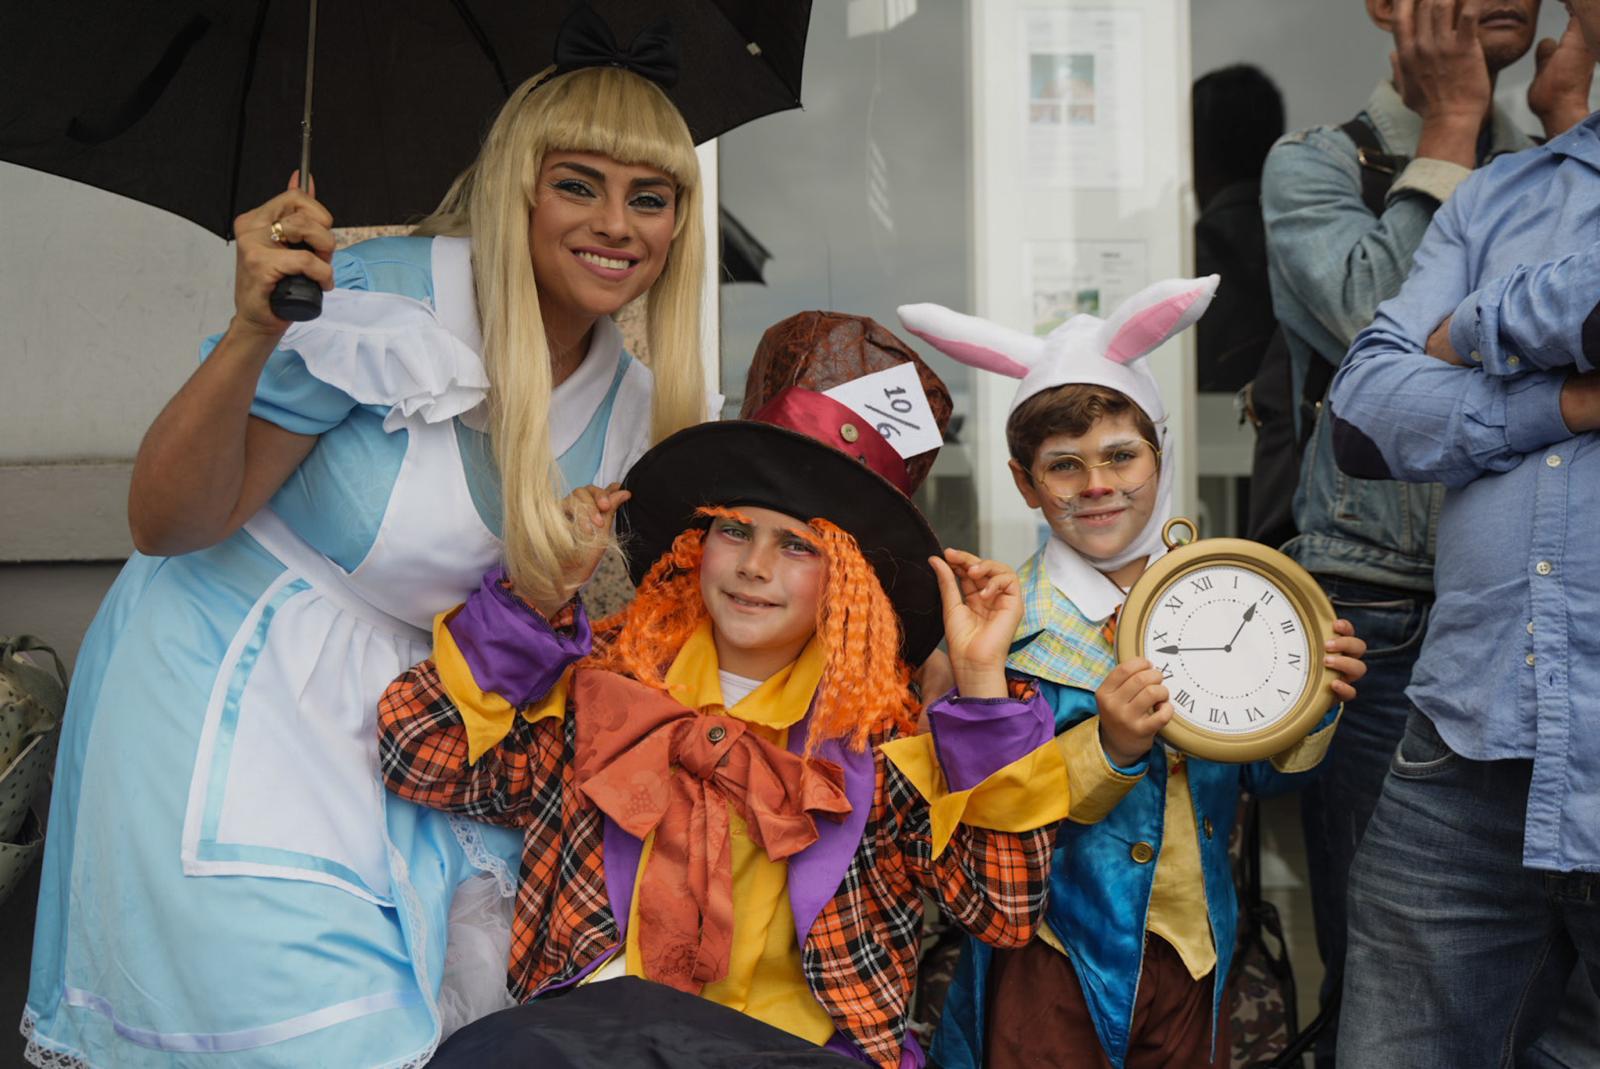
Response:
[587,506,919,752]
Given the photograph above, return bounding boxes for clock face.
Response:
[1140,563,1311,736]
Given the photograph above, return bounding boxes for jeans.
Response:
[1300,578,1429,1068]
[1338,712,1600,1069]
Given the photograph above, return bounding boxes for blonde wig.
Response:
[416,66,706,606]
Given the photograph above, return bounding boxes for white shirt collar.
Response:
[1043,535,1167,624]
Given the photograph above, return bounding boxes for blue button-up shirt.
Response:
[1329,114,1600,872]
[1262,81,1528,590]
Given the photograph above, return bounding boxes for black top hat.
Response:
[618,314,949,664]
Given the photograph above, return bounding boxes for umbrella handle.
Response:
[269,0,321,323]
[270,243,322,322]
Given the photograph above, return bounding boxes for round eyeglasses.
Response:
[1033,440,1161,501]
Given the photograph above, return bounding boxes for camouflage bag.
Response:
[0,635,67,906]
[1227,796,1299,1068]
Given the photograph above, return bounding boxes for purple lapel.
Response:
[602,816,644,937]
[785,709,875,944]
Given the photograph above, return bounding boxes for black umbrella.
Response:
[0,2,811,236]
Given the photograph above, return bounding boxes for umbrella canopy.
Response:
[0,1,812,237]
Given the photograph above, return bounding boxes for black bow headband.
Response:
[552,5,680,89]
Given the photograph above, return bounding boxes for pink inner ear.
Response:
[903,330,1031,378]
[1104,291,1202,365]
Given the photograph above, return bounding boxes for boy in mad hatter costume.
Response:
[899,279,1368,1069]
[377,312,1144,1069]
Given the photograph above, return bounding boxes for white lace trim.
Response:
[21,1007,91,1069]
[383,838,444,1069]
[280,289,489,432]
[448,815,518,898]
[21,1004,437,1069]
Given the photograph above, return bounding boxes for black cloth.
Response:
[428,978,862,1069]
[1194,180,1275,393]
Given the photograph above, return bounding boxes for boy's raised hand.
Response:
[930,548,1022,700]
[526,483,631,619]
[1095,659,1174,768]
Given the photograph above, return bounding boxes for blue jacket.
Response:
[933,557,1336,1068]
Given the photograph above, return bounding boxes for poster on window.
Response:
[1021,7,1145,190]
[1027,239,1148,335]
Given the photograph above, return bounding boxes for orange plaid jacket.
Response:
[379,662,1055,1068]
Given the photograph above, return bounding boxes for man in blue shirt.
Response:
[1259,3,1593,1062]
[1328,2,1600,1061]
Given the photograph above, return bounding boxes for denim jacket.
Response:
[1260,81,1529,592]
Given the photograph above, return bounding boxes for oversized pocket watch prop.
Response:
[1115,518,1337,763]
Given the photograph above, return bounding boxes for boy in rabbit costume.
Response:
[898,278,1368,1069]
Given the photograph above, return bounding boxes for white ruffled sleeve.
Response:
[278,290,490,433]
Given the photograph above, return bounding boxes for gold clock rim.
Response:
[1114,534,1338,764]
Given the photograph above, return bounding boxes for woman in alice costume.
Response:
[23,28,708,1069]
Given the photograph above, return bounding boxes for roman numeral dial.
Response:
[1137,563,1310,737]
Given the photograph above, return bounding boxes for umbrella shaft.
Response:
[298,0,318,185]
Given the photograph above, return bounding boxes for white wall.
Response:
[971,0,1196,565]
[0,164,235,462]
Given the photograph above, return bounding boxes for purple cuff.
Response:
[824,1030,923,1067]
[446,566,592,707]
[925,688,1054,792]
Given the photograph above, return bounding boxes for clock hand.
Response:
[1154,645,1229,654]
[1221,601,1257,653]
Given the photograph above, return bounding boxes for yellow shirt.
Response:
[618,623,836,1043]
[1144,752,1215,980]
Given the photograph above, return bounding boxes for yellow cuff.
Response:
[1057,717,1143,824]
[1270,706,1343,774]
[880,734,1071,859]
[432,608,569,765]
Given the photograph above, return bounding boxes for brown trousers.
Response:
[983,934,1230,1069]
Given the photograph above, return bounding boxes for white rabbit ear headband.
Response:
[895,275,1219,425]
[896,275,1219,573]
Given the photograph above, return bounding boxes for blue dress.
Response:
[24,236,656,1068]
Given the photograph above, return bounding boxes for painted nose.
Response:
[1078,480,1116,500]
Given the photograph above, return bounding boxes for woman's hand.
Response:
[525,484,631,619]
[930,548,1022,700]
[1094,658,1173,768]
[128,174,336,555]
[1326,618,1369,703]
[230,172,336,340]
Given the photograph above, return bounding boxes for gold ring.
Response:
[269,220,285,244]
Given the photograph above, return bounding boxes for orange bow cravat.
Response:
[570,667,852,993]
[1100,603,1123,647]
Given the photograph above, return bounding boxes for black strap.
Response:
[1339,117,1408,216]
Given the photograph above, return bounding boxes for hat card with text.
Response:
[822,363,944,459]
